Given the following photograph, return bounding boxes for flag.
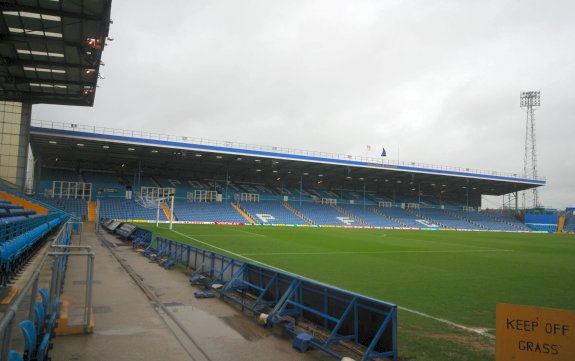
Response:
[366,144,372,151]
[381,147,387,157]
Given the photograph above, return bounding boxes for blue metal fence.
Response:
[150,236,398,360]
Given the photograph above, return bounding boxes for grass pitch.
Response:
[140,224,575,360]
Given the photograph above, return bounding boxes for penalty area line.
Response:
[241,249,513,256]
[399,306,495,339]
[169,229,495,340]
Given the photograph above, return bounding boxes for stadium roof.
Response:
[29,120,545,199]
[0,0,112,106]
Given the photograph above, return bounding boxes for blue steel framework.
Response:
[149,236,398,361]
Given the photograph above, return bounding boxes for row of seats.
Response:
[289,203,351,226]
[479,211,532,232]
[563,215,575,232]
[98,199,165,221]
[41,168,471,206]
[10,287,59,361]
[92,198,539,232]
[339,204,401,227]
[459,211,525,231]
[374,207,426,228]
[527,224,558,232]
[1,214,52,242]
[0,215,64,286]
[238,202,306,225]
[1,201,36,218]
[237,201,535,231]
[173,201,246,223]
[36,198,88,219]
[414,208,478,230]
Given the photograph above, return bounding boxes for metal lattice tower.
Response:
[520,91,540,209]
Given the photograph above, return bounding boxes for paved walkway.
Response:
[51,223,332,361]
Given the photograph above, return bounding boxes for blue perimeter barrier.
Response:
[148,236,398,361]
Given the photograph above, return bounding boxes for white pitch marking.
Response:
[169,229,497,339]
[227,228,265,237]
[182,234,262,238]
[241,249,513,256]
[170,230,270,264]
[399,306,495,339]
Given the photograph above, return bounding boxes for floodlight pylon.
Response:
[520,91,540,209]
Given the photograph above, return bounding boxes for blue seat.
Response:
[47,304,58,335]
[18,320,36,361]
[35,301,46,336]
[38,288,50,314]
[37,333,51,361]
[9,351,23,361]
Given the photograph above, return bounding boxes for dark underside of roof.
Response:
[30,131,541,207]
[0,0,111,106]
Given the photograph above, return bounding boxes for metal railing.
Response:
[0,221,95,361]
[30,119,545,182]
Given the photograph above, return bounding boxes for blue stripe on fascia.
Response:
[32,126,545,186]
[388,165,546,185]
[31,126,368,165]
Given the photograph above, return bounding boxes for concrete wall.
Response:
[0,101,32,191]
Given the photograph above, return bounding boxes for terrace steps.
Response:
[231,202,255,223]
[332,204,367,225]
[282,203,313,224]
[162,203,176,222]
[557,216,565,233]
[371,207,407,227]
[88,201,97,221]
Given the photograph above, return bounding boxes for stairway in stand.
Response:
[88,201,97,221]
[231,202,255,223]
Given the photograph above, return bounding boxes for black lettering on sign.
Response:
[518,340,560,355]
[545,322,570,336]
[507,318,539,331]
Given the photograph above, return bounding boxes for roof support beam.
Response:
[0,92,91,106]
[0,4,107,22]
[0,57,94,70]
[0,33,83,50]
[0,75,92,87]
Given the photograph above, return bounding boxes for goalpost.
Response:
[136,188,175,230]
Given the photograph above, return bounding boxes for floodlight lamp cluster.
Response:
[81,87,94,96]
[520,91,540,107]
[84,36,103,50]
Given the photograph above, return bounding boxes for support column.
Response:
[0,101,32,192]
[34,154,43,196]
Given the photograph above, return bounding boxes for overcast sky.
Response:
[33,0,575,209]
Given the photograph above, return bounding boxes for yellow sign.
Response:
[496,303,575,361]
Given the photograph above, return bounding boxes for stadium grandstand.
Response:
[24,119,550,232]
[1,1,571,361]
